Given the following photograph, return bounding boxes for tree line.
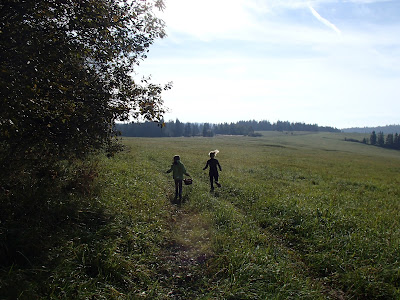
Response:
[116,119,340,137]
[342,124,400,134]
[346,131,400,150]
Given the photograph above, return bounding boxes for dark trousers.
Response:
[174,179,183,199]
[209,172,219,189]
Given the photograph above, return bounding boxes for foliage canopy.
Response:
[0,0,170,189]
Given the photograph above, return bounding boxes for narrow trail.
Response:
[158,203,214,298]
[157,190,347,299]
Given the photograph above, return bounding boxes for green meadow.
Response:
[3,132,400,299]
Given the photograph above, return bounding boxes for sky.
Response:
[135,0,400,129]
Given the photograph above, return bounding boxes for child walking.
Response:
[203,150,222,191]
[166,155,191,202]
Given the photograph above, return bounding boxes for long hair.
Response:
[209,149,219,157]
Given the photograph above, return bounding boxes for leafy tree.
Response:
[1,0,170,192]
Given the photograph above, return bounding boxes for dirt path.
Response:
[157,193,347,299]
[158,206,214,298]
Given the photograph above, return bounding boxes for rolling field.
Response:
[97,131,400,299]
[3,132,399,299]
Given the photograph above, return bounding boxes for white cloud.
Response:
[309,5,341,34]
[161,0,253,40]
[141,0,400,128]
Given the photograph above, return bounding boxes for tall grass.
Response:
[1,132,399,299]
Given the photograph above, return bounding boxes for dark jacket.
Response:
[203,158,221,174]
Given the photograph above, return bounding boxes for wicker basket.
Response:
[183,178,193,185]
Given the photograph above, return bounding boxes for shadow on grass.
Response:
[0,191,114,299]
[169,194,191,207]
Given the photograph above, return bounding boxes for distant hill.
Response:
[341,125,400,134]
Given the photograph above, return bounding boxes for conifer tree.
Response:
[370,131,377,145]
[377,131,385,146]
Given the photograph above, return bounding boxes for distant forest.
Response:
[342,124,400,134]
[345,131,400,150]
[115,120,340,137]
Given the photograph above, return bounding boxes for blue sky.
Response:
[136,0,400,129]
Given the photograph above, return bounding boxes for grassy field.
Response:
[2,131,400,299]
